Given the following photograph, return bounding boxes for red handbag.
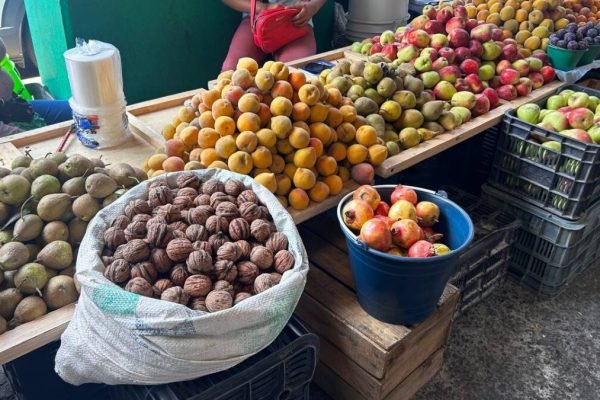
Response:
[250,0,311,53]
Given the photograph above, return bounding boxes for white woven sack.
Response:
[55,169,308,385]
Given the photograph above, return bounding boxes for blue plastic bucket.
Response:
[337,185,474,325]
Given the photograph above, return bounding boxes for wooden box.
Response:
[296,218,459,400]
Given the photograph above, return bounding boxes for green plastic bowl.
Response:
[548,44,586,71]
[580,44,600,65]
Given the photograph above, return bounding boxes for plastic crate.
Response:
[489,84,600,220]
[482,185,600,296]
[443,186,520,314]
[4,317,319,400]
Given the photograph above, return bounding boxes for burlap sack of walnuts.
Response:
[55,169,309,385]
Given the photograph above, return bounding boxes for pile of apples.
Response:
[516,88,600,144]
[342,184,450,258]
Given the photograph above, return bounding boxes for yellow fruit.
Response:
[178,106,195,123]
[288,188,310,210]
[237,112,261,133]
[271,155,285,174]
[252,168,271,177]
[309,181,330,203]
[214,116,235,137]
[293,168,316,190]
[486,13,502,26]
[200,148,220,167]
[322,175,343,195]
[255,128,277,148]
[276,139,294,155]
[347,144,368,165]
[184,161,204,170]
[175,122,189,135]
[531,26,549,39]
[215,135,237,159]
[227,151,253,174]
[202,89,221,107]
[270,97,293,117]
[251,146,273,169]
[238,93,261,113]
[555,18,569,29]
[212,99,234,118]
[199,111,215,129]
[514,8,528,22]
[208,160,229,170]
[503,19,519,34]
[255,172,277,193]
[289,127,311,149]
[162,124,176,140]
[236,131,258,152]
[515,30,531,44]
[309,122,333,145]
[521,1,532,11]
[524,36,541,50]
[499,6,515,21]
[528,9,544,24]
[151,170,165,177]
[180,126,199,146]
[489,3,502,14]
[198,128,220,148]
[237,57,259,76]
[356,125,378,147]
[283,163,298,180]
[340,105,357,122]
[309,103,329,123]
[328,142,347,162]
[532,0,547,11]
[275,174,292,196]
[368,144,388,166]
[325,107,344,128]
[148,153,168,171]
[466,5,478,18]
[270,115,293,139]
[540,19,554,32]
[316,155,338,176]
[338,166,351,182]
[293,147,317,168]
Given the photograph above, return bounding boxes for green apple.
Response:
[546,95,566,111]
[516,103,540,123]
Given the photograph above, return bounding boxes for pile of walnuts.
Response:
[101,173,295,313]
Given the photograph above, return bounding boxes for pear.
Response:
[37,193,72,222]
[85,173,117,199]
[0,288,22,319]
[68,218,88,246]
[30,174,61,199]
[399,128,421,149]
[47,152,68,166]
[366,114,386,138]
[63,154,93,178]
[107,163,137,187]
[392,90,417,109]
[62,177,87,196]
[421,101,446,122]
[13,214,44,242]
[0,242,29,271]
[438,111,459,131]
[354,97,379,117]
[9,296,47,328]
[29,158,58,178]
[0,167,10,178]
[0,202,7,226]
[349,60,365,77]
[72,193,100,221]
[403,75,424,96]
[11,155,31,169]
[43,276,78,310]
[14,263,48,294]
[0,175,30,205]
[36,240,73,270]
[42,221,69,243]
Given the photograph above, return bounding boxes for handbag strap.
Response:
[250,0,258,31]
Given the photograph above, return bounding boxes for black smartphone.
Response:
[300,60,336,75]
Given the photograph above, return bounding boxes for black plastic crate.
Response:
[4,317,319,400]
[489,84,600,220]
[444,186,520,315]
[483,185,600,296]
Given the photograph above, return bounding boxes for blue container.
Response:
[337,185,474,325]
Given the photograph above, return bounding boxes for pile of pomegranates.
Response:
[342,184,450,258]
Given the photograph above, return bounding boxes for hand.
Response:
[290,1,318,27]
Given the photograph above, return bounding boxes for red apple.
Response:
[469,40,484,59]
[370,43,383,55]
[407,29,430,48]
[515,77,533,97]
[465,73,485,93]
[502,43,519,62]
[497,84,517,101]
[424,20,445,35]
[489,76,502,89]
[423,5,437,19]
[528,72,544,89]
[445,16,466,34]
[470,23,493,42]
[567,108,594,130]
[439,65,460,83]
[460,58,480,75]
[472,93,491,116]
[454,5,468,19]
[491,28,504,41]
[432,57,449,71]
[431,33,449,50]
[455,47,472,63]
[454,78,471,91]
[449,29,470,48]
[500,68,520,85]
[512,59,530,76]
[540,66,556,84]
[381,44,397,60]
[465,18,479,32]
[438,47,456,64]
[482,88,500,108]
[436,6,453,24]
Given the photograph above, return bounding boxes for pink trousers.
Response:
[221,18,317,71]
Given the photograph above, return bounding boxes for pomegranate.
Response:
[374,215,394,229]
[387,246,406,256]
[390,185,418,205]
[353,185,381,210]
[359,219,392,251]
[342,200,374,231]
[388,200,417,222]
[432,243,451,255]
[423,227,444,243]
[408,240,435,258]
[374,200,390,217]
[390,219,423,249]
[415,201,440,227]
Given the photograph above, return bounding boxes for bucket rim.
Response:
[336,184,475,262]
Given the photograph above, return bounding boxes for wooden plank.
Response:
[0,143,23,166]
[286,46,351,67]
[376,80,564,177]
[299,227,354,287]
[0,121,72,148]
[0,304,75,365]
[127,88,202,116]
[288,180,358,224]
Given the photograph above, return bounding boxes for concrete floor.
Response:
[2,265,599,400]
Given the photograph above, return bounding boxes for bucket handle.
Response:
[411,187,448,199]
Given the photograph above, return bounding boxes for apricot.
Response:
[289,127,311,149]
[486,13,502,25]
[292,102,311,121]
[208,160,229,170]
[198,128,220,148]
[235,131,258,153]
[255,69,275,91]
[326,88,343,107]
[269,62,290,81]
[201,90,221,108]
[213,116,234,137]
[212,99,234,118]
[298,84,321,106]
[249,145,272,169]
[309,122,333,145]
[271,80,294,100]
[276,139,294,155]
[162,156,185,172]
[285,152,295,163]
[148,153,168,171]
[232,69,253,90]
[293,168,316,190]
[316,155,338,176]
[326,108,344,128]
[222,85,244,106]
[236,112,261,133]
[175,123,189,137]
[499,6,515,21]
[308,137,324,158]
[197,149,217,167]
[238,93,261,113]
[310,78,327,100]
[309,181,330,203]
[277,195,289,208]
[336,122,356,143]
[198,111,215,129]
[151,170,165,177]
[288,188,310,210]
[165,138,186,157]
[256,103,272,127]
[215,136,236,159]
[255,172,277,193]
[255,128,276,148]
[293,147,317,168]
[180,126,199,146]
[270,97,293,117]
[368,144,388,166]
[184,161,204,170]
[273,174,292,196]
[524,36,541,50]
[162,123,176,140]
[270,115,293,139]
[283,163,298,180]
[271,155,285,174]
[328,142,347,162]
[227,151,254,174]
[237,57,259,76]
[340,105,358,122]
[477,10,490,21]
[189,148,203,162]
[347,144,368,165]
[293,120,311,132]
[322,174,343,195]
[309,103,329,123]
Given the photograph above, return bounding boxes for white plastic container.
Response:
[346,0,410,42]
[69,98,130,149]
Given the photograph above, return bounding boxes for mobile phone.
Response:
[300,60,336,75]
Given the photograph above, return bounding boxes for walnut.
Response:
[216,242,242,262]
[177,187,198,199]
[186,250,213,274]
[187,205,214,225]
[122,239,150,263]
[202,179,224,195]
[186,224,208,242]
[149,179,168,189]
[146,215,167,227]
[170,264,190,286]
[206,215,229,234]
[224,179,245,196]
[274,250,294,274]
[145,223,172,248]
[104,227,126,250]
[148,186,173,208]
[102,256,115,266]
[132,214,152,224]
[131,261,158,284]
[193,241,212,255]
[258,206,270,220]
[157,204,183,223]
[124,221,147,241]
[125,199,151,218]
[161,286,190,305]
[270,272,282,284]
[173,195,193,210]
[266,232,288,253]
[213,260,237,282]
[228,218,250,241]
[171,188,179,198]
[210,192,230,209]
[112,215,131,230]
[113,244,126,259]
[193,194,211,206]
[183,274,212,297]
[206,290,233,312]
[216,201,240,221]
[168,221,188,233]
[102,248,114,257]
[152,279,174,297]
[237,190,258,205]
[234,292,252,305]
[250,246,273,270]
[235,240,252,260]
[190,296,208,311]
[125,277,153,297]
[227,195,238,204]
[171,230,186,239]
[251,219,273,243]
[209,233,230,254]
[213,280,235,296]
[104,259,130,283]
[254,273,276,294]
[237,261,259,284]
[240,285,255,294]
[239,202,261,223]
[176,172,201,189]
[150,248,173,273]
[166,238,193,262]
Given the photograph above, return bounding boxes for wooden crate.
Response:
[296,217,459,400]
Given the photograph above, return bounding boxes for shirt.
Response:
[243,0,313,27]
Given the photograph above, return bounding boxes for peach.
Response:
[189,148,203,162]
[212,99,234,118]
[288,71,307,91]
[180,126,199,146]
[255,69,275,91]
[165,138,186,157]
[309,181,331,203]
[251,145,273,169]
[198,128,220,148]
[198,103,210,114]
[298,84,321,106]
[275,174,293,196]
[293,168,317,190]
[222,85,245,106]
[316,155,338,176]
[368,144,388,166]
[293,120,310,132]
[351,163,375,184]
[309,122,333,145]
[309,103,329,123]
[293,147,317,168]
[271,80,294,99]
[270,115,293,139]
[162,123,176,140]
[262,93,273,106]
[208,160,229,170]
[347,144,368,165]
[340,105,358,122]
[322,175,343,195]
[269,62,290,81]
[201,90,221,108]
[328,142,347,162]
[199,148,219,167]
[214,116,235,136]
[236,112,261,132]
[184,161,204,170]
[148,153,168,171]
[308,137,324,157]
[199,111,215,129]
[283,163,298,180]
[162,156,185,172]
[256,128,277,148]
[227,151,254,174]
[270,97,293,117]
[257,103,272,127]
[356,126,378,147]
[238,93,261,113]
[292,102,311,121]
[176,122,189,136]
[232,69,253,90]
[326,108,343,128]
[276,139,294,155]
[289,127,311,149]
[236,131,258,152]
[255,172,277,193]
[336,122,356,143]
[326,88,343,107]
[237,57,259,76]
[288,188,310,210]
[310,78,327,100]
[215,135,237,159]
[191,94,202,109]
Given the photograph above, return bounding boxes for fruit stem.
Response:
[19,196,33,219]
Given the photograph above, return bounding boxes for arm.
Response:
[290,0,327,27]
[221,0,279,13]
